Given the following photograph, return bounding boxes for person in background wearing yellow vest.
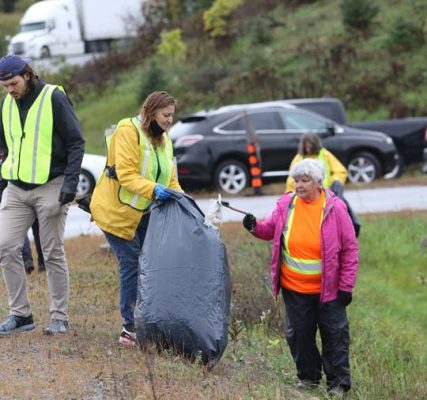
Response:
[243,159,359,397]
[0,55,84,336]
[286,132,361,237]
[90,91,183,346]
[286,132,348,193]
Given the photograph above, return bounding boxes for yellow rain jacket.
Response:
[285,148,348,192]
[90,118,182,240]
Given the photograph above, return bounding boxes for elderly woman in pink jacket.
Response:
[243,158,359,397]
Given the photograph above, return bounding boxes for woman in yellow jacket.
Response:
[285,132,360,237]
[90,91,183,346]
[285,132,348,194]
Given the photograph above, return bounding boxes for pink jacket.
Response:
[252,190,359,302]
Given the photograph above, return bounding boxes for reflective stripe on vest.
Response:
[1,84,62,184]
[282,195,323,275]
[106,117,174,211]
[295,148,332,188]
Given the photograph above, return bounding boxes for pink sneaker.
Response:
[119,326,136,346]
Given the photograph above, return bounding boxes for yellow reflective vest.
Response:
[1,84,63,184]
[285,148,348,192]
[90,117,182,240]
[282,195,323,275]
[107,117,174,211]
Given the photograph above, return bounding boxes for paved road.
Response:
[60,185,427,239]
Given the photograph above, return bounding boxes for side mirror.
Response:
[47,20,56,32]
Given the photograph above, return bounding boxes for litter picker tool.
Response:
[218,199,248,215]
[204,194,250,227]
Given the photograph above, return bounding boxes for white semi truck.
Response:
[7,0,144,59]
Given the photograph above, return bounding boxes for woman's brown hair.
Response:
[298,132,322,156]
[139,91,177,146]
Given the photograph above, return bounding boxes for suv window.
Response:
[279,109,329,132]
[220,115,244,131]
[297,104,337,122]
[218,111,283,133]
[251,111,283,130]
[169,119,205,140]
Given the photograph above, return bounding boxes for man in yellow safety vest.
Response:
[0,55,84,336]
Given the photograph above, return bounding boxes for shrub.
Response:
[203,0,244,38]
[250,18,273,45]
[340,0,379,33]
[138,61,167,105]
[386,18,425,52]
[185,63,228,93]
[1,0,16,13]
[156,28,187,63]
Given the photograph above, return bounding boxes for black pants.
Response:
[22,219,44,267]
[283,288,351,391]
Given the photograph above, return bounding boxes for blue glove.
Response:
[153,184,171,201]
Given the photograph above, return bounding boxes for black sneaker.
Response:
[119,324,136,346]
[24,260,35,274]
[0,314,35,336]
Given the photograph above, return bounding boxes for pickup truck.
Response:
[286,97,427,174]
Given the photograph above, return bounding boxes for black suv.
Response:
[169,101,399,194]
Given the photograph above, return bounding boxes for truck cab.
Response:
[8,0,84,59]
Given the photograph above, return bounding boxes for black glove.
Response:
[336,290,352,307]
[58,190,76,206]
[76,194,91,213]
[243,213,256,232]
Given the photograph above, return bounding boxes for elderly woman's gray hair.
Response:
[289,159,325,183]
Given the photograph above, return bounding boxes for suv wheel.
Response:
[77,169,96,198]
[214,160,249,194]
[347,152,381,184]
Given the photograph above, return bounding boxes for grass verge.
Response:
[0,212,426,399]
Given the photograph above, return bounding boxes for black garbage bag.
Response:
[134,191,231,365]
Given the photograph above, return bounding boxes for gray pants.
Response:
[0,176,69,320]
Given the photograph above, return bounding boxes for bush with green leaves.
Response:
[1,0,16,13]
[203,0,244,38]
[340,0,379,33]
[138,62,167,105]
[250,18,273,45]
[156,28,187,63]
[386,18,425,52]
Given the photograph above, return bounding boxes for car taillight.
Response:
[424,127,427,142]
[174,135,203,148]
[178,166,191,174]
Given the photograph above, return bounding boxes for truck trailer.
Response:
[7,0,144,59]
